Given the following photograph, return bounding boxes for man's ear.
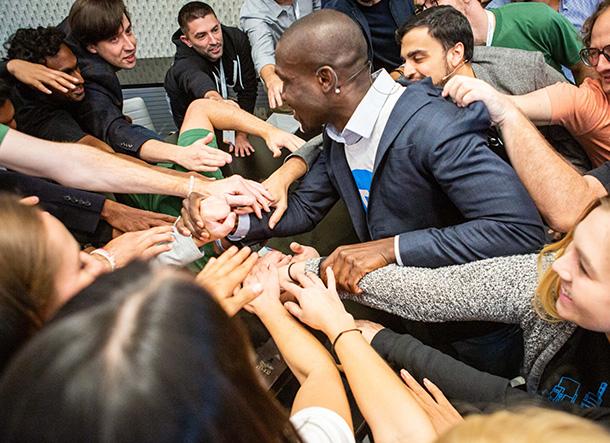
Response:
[315,66,337,94]
[180,34,193,48]
[447,42,466,68]
[86,44,98,54]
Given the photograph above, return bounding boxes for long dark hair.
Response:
[0,262,301,443]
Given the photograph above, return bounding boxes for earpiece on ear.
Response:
[335,88,341,94]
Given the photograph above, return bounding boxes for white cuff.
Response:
[156,227,205,266]
[394,235,404,266]
[228,214,250,241]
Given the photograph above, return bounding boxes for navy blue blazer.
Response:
[244,80,545,267]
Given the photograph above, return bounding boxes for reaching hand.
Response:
[400,370,464,435]
[263,127,305,158]
[442,76,515,126]
[354,319,386,344]
[173,133,233,172]
[289,242,319,262]
[196,246,261,316]
[282,267,355,339]
[199,194,256,242]
[102,200,176,233]
[176,191,259,240]
[230,131,256,157]
[265,72,284,109]
[7,59,80,95]
[321,238,395,294]
[243,256,285,314]
[192,175,273,220]
[103,225,175,268]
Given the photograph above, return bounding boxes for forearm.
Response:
[508,90,552,125]
[186,98,276,140]
[334,330,436,442]
[139,139,180,164]
[500,108,601,232]
[260,64,277,86]
[371,329,512,405]
[268,156,307,186]
[256,303,336,384]
[0,129,191,196]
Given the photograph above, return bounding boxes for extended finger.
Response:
[33,81,53,95]
[140,242,174,260]
[284,301,304,320]
[423,378,453,408]
[400,370,436,406]
[225,194,256,208]
[268,203,287,229]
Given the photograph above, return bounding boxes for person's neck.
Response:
[470,7,492,46]
[327,78,372,132]
[275,0,294,5]
[458,62,476,78]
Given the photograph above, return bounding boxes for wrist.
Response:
[325,314,356,341]
[90,248,116,272]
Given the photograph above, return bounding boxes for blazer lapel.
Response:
[372,80,434,175]
[328,139,370,241]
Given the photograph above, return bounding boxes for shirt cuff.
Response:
[394,235,404,266]
[156,227,205,266]
[228,214,251,241]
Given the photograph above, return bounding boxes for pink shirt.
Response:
[547,78,610,167]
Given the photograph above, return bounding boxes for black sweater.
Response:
[164,25,257,128]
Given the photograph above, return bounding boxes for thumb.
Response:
[270,144,282,158]
[268,205,286,230]
[236,283,264,306]
[283,301,303,320]
[290,242,303,254]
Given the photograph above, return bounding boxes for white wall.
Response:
[0,0,243,58]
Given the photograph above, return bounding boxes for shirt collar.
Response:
[326,69,399,145]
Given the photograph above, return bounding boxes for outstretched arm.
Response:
[182,98,304,157]
[281,268,436,443]
[443,75,607,232]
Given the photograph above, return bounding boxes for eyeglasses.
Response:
[579,45,610,67]
[414,0,439,14]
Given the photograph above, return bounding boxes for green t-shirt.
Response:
[127,128,224,269]
[0,124,9,146]
[491,3,583,72]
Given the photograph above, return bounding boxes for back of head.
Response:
[69,0,129,47]
[4,26,66,64]
[437,407,610,443]
[178,1,216,34]
[0,193,57,373]
[396,6,474,61]
[0,262,299,443]
[277,9,369,72]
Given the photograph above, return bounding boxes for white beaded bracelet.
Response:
[90,248,116,271]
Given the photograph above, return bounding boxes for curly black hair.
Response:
[4,26,67,64]
[0,78,11,105]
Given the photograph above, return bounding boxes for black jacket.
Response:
[164,25,257,128]
[57,19,162,157]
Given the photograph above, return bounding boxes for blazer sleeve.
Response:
[395,101,545,267]
[0,170,105,234]
[77,81,161,156]
[242,144,340,243]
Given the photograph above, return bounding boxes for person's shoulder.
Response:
[222,25,251,48]
[473,45,544,64]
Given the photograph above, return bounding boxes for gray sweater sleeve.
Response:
[284,134,323,172]
[308,254,540,325]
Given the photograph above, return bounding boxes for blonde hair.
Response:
[437,408,610,443]
[534,197,610,321]
[0,193,60,331]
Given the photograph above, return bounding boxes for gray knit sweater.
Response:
[307,254,577,393]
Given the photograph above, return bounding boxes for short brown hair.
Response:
[582,0,610,46]
[69,0,130,47]
[178,1,217,34]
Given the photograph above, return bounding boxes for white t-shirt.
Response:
[290,407,355,443]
